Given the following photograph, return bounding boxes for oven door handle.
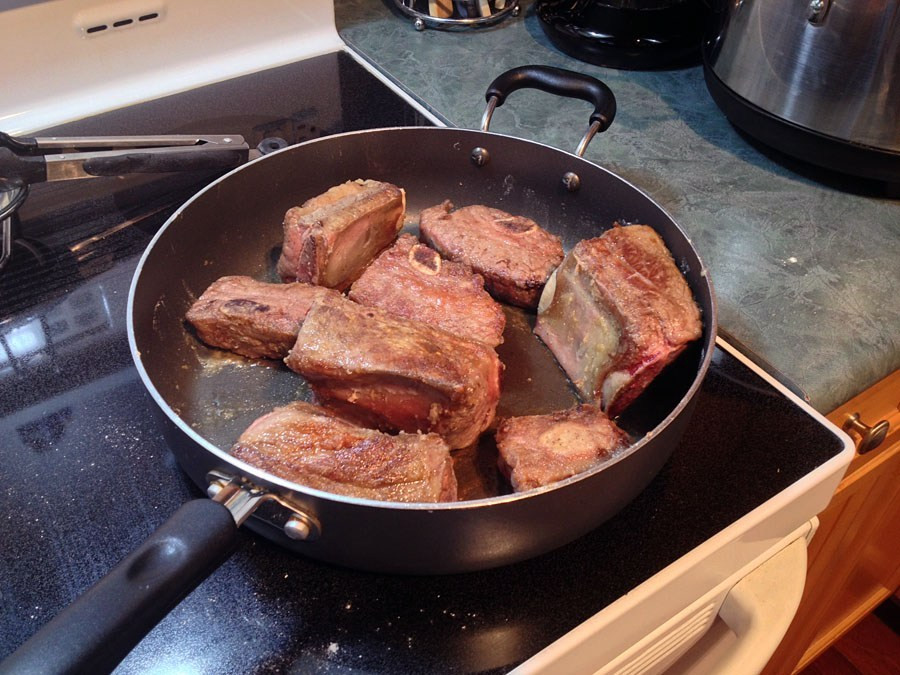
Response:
[701,533,809,675]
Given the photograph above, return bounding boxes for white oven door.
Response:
[513,519,817,675]
[631,523,813,675]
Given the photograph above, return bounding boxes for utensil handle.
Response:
[1,132,250,185]
[484,65,617,130]
[0,147,47,188]
[79,146,249,177]
[0,499,238,675]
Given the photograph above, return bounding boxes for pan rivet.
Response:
[284,513,316,541]
[562,171,581,192]
[206,479,228,498]
[471,147,490,167]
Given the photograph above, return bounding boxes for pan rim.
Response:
[127,125,718,512]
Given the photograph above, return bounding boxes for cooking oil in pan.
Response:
[495,305,578,418]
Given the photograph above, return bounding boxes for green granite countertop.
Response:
[335,0,899,413]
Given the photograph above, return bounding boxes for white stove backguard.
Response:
[0,0,344,134]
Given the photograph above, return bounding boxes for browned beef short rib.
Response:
[276,179,405,289]
[230,401,457,502]
[185,276,339,359]
[348,234,506,347]
[495,404,628,492]
[535,224,702,416]
[418,201,564,310]
[285,294,502,449]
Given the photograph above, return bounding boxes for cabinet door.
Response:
[762,369,900,674]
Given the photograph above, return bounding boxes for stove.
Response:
[0,2,853,673]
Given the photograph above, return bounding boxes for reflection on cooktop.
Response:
[0,50,431,318]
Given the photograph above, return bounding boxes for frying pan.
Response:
[1,66,716,674]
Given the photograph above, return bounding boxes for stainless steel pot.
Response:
[703,0,900,181]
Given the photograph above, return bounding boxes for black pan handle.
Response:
[483,65,617,135]
[0,498,238,675]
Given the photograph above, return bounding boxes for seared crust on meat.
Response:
[185,276,339,359]
[349,234,506,347]
[419,201,564,309]
[535,224,702,416]
[276,179,405,290]
[496,405,628,492]
[231,401,457,502]
[285,294,502,449]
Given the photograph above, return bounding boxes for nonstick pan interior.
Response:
[130,126,715,571]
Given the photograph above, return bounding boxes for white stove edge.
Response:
[512,336,855,675]
[0,0,346,135]
[341,47,447,128]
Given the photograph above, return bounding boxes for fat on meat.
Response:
[231,401,457,502]
[284,294,502,450]
[348,234,506,347]
[418,201,564,310]
[495,404,628,492]
[185,275,339,359]
[534,224,702,416]
[276,179,405,290]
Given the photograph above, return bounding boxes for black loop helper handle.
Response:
[480,65,617,159]
[484,65,616,130]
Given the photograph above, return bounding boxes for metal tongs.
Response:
[0,131,249,188]
[0,132,252,271]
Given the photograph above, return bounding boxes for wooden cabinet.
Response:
[763,369,900,674]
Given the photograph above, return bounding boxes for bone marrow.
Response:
[496,404,628,491]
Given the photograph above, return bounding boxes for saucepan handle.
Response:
[0,499,238,675]
[481,65,617,156]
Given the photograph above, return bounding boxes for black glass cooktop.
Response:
[0,50,845,674]
[0,50,430,319]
